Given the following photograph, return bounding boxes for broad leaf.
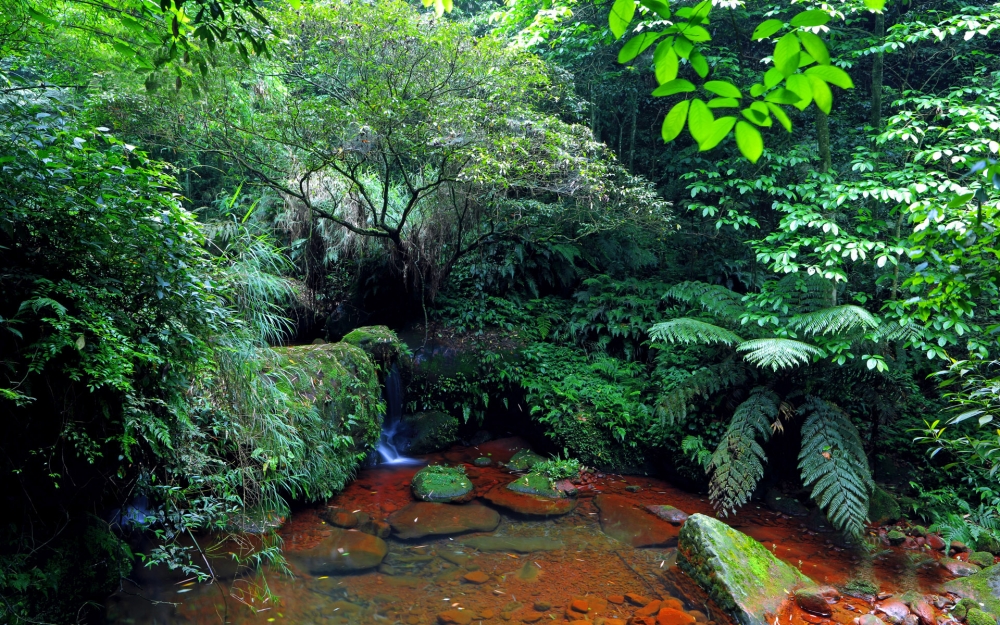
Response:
[662,100,690,142]
[652,79,696,96]
[863,0,885,10]
[763,67,784,89]
[699,116,737,151]
[808,75,833,113]
[790,10,830,27]
[688,99,715,145]
[798,31,830,65]
[677,24,711,43]
[619,31,664,63]
[752,19,783,41]
[708,97,740,109]
[640,0,671,19]
[655,45,679,84]
[741,107,771,127]
[674,35,694,58]
[704,81,741,98]
[749,83,766,97]
[948,193,975,208]
[691,51,709,78]
[609,0,636,39]
[763,88,802,105]
[766,103,793,131]
[774,33,801,77]
[735,121,763,163]
[805,65,855,90]
[785,74,813,110]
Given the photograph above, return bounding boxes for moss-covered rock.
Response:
[402,410,459,454]
[840,577,879,600]
[967,608,997,625]
[887,530,906,545]
[907,525,928,537]
[980,535,1000,556]
[505,449,545,471]
[411,465,473,502]
[971,552,996,569]
[270,342,383,490]
[954,598,979,621]
[678,514,813,625]
[341,325,408,371]
[473,456,492,467]
[506,473,563,498]
[944,564,1000,616]
[868,486,901,525]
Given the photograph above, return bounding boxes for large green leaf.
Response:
[797,31,830,65]
[785,74,813,110]
[704,81,741,98]
[688,98,714,145]
[863,0,885,10]
[619,31,664,63]
[654,40,678,83]
[640,0,671,19]
[652,79,696,97]
[766,103,793,132]
[735,121,763,163]
[690,51,709,78]
[790,10,830,27]
[805,65,855,90]
[699,116,736,151]
[609,0,636,39]
[662,100,690,142]
[773,33,801,77]
[809,74,833,113]
[752,19,783,41]
[763,88,802,105]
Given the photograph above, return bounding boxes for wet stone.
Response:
[533,601,551,611]
[483,483,578,517]
[323,508,360,528]
[473,456,492,467]
[411,465,474,503]
[437,609,474,625]
[795,588,833,616]
[941,557,981,577]
[645,505,690,525]
[657,608,696,625]
[388,502,500,540]
[910,599,935,625]
[877,599,911,624]
[291,527,388,574]
[626,593,652,606]
[462,535,564,552]
[505,449,546,471]
[860,615,887,625]
[463,570,489,584]
[595,494,679,548]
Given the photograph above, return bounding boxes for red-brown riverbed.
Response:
[106,437,974,625]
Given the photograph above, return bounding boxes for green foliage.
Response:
[533,456,582,480]
[708,388,778,514]
[797,397,874,538]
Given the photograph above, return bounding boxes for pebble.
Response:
[462,571,489,584]
[626,593,652,607]
[437,609,473,625]
[533,601,551,611]
[608,595,625,605]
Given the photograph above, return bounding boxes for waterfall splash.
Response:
[376,364,421,465]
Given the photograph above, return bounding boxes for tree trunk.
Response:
[816,110,831,172]
[871,12,885,130]
[628,89,637,170]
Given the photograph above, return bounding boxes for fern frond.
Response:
[797,397,873,538]
[663,281,745,321]
[654,358,746,425]
[708,388,779,514]
[788,305,879,336]
[649,318,743,346]
[737,338,823,371]
[873,320,922,343]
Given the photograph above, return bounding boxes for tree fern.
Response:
[737,338,823,371]
[663,281,745,322]
[654,358,746,425]
[788,305,880,336]
[708,388,779,514]
[797,397,874,538]
[649,318,743,346]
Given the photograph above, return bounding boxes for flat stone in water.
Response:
[483,483,578,517]
[290,527,388,574]
[941,557,981,577]
[462,535,564,553]
[645,504,689,525]
[594,494,679,547]
[388,502,500,540]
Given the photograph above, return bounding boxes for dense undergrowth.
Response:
[4,0,1000,621]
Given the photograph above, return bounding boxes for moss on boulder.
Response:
[506,473,563,498]
[402,410,459,454]
[505,449,545,471]
[678,514,813,625]
[270,342,383,489]
[868,486,901,525]
[411,465,473,502]
[944,564,1000,617]
[341,325,408,370]
[968,608,997,625]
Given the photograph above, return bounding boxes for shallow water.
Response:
[106,438,961,625]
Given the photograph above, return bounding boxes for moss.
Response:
[967,608,997,625]
[944,564,1000,616]
[979,535,1000,556]
[908,525,928,537]
[341,325,409,371]
[506,473,563,498]
[505,449,545,471]
[473,457,492,467]
[402,410,459,454]
[971,552,996,568]
[411,465,473,502]
[954,598,979,621]
[840,577,879,599]
[868,486,901,525]
[677,514,812,625]
[887,530,906,545]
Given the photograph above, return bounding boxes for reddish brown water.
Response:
[106,438,963,625]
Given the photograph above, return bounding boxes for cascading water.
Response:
[376,364,421,465]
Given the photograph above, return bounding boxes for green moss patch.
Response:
[402,410,459,454]
[341,325,408,370]
[505,449,545,471]
[411,465,473,502]
[506,473,563,498]
[868,486,901,525]
[944,564,1000,616]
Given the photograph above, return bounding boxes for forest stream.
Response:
[106,437,974,625]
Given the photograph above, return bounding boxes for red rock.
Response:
[657,608,696,625]
[662,598,684,611]
[324,509,359,528]
[479,609,495,619]
[388,502,500,539]
[911,600,935,625]
[555,479,580,496]
[626,593,652,607]
[520,610,544,623]
[483,483,578,516]
[605,620,627,625]
[803,614,826,624]
[290,528,388,573]
[927,534,946,550]
[608,595,626,605]
[629,618,657,625]
[438,609,473,625]
[636,600,663,617]
[594,495,679,548]
[571,600,591,613]
[877,599,910,622]
[463,571,489,584]
[951,540,969,553]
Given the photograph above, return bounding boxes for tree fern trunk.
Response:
[816,110,831,172]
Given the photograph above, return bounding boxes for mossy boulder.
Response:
[971,552,996,568]
[887,530,906,545]
[402,410,459,454]
[678,514,813,625]
[868,486,901,525]
[505,449,545,471]
[507,473,563,498]
[968,608,997,625]
[341,325,408,370]
[270,342,383,483]
[943,564,1000,616]
[411,465,473,502]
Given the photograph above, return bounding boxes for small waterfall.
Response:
[376,364,421,465]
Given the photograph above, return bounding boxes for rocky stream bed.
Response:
[107,438,999,625]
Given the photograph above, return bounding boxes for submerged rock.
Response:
[483,483,578,516]
[411,465,473,502]
[594,494,679,548]
[794,587,838,616]
[402,411,459,455]
[462,536,564,553]
[943,563,1000,615]
[765,488,810,517]
[876,598,911,624]
[388,502,500,539]
[473,456,492,467]
[504,449,545,471]
[645,504,690,525]
[677,513,813,625]
[291,527,388,574]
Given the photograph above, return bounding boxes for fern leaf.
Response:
[654,358,746,425]
[664,281,745,321]
[873,320,922,343]
[708,388,779,514]
[737,338,823,371]
[788,305,879,336]
[797,397,873,538]
[649,318,743,346]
